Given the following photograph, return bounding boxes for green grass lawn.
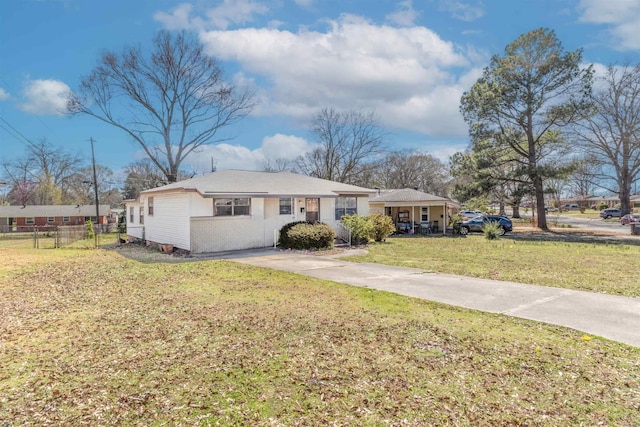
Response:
[348,236,640,297]
[1,246,639,425]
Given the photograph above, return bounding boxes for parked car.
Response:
[620,214,640,225]
[459,215,513,236]
[600,208,622,219]
[460,210,483,220]
[563,204,580,210]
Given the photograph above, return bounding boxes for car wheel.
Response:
[460,226,469,235]
[606,215,611,219]
[498,226,506,236]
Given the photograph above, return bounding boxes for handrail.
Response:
[334,221,352,247]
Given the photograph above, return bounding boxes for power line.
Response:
[0,116,35,147]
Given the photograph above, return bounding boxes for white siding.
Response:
[144,193,192,250]
[190,198,297,253]
[357,196,370,216]
[125,201,144,239]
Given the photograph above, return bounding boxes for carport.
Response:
[368,188,460,235]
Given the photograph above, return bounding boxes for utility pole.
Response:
[89,137,100,248]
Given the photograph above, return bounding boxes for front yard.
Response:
[1,244,639,425]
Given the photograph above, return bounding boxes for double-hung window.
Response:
[129,207,134,223]
[139,206,144,224]
[148,197,154,216]
[214,198,250,216]
[279,198,293,215]
[335,196,357,220]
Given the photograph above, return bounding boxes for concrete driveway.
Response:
[222,248,640,348]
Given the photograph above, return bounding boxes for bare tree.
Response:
[69,30,255,183]
[574,63,640,215]
[2,138,82,205]
[122,159,168,200]
[262,158,293,173]
[296,108,386,184]
[365,151,450,196]
[63,165,120,207]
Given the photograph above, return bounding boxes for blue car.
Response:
[460,215,513,236]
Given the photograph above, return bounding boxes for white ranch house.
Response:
[124,170,375,253]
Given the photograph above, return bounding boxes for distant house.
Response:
[369,188,460,234]
[124,170,375,253]
[0,205,112,231]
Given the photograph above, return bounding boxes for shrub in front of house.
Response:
[280,222,336,250]
[341,214,373,244]
[369,213,396,242]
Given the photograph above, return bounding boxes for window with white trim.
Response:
[26,217,35,224]
[279,198,293,215]
[129,207,134,223]
[139,206,144,224]
[214,198,250,216]
[421,207,429,222]
[47,217,55,223]
[335,196,357,220]
[63,216,70,222]
[148,197,154,216]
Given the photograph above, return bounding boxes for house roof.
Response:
[0,205,112,217]
[140,170,376,198]
[369,188,455,205]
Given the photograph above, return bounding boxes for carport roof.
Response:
[370,188,456,205]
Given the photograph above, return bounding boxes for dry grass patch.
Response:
[1,247,639,425]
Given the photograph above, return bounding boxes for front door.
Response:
[305,198,319,222]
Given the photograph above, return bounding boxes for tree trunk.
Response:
[512,204,521,218]
[619,174,631,215]
[534,175,548,230]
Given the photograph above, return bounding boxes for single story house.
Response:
[0,204,111,231]
[369,188,460,234]
[124,170,376,253]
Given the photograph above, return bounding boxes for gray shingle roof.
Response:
[369,188,451,203]
[0,205,112,217]
[141,170,376,197]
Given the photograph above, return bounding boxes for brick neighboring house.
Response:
[0,205,112,231]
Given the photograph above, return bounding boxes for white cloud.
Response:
[0,88,9,101]
[184,133,315,171]
[438,0,485,22]
[386,0,419,27]
[578,0,640,50]
[198,14,470,137]
[19,79,71,115]
[154,0,269,30]
[153,3,196,30]
[205,0,269,30]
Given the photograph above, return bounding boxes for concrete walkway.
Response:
[219,248,640,348]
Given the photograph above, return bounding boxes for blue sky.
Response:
[1,0,639,178]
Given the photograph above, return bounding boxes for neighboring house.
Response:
[124,170,375,253]
[0,205,112,231]
[369,188,460,234]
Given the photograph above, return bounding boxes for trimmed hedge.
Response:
[279,221,336,250]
